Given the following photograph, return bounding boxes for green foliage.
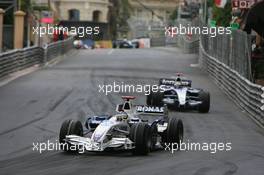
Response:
[207,0,214,7]
[20,0,50,11]
[170,8,178,21]
[109,0,133,39]
[32,6,50,11]
[212,2,232,27]
[3,0,50,24]
[20,0,31,11]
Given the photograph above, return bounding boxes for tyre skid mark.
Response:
[0,89,73,136]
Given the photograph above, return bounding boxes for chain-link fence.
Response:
[127,17,166,47]
[199,28,264,125]
[172,18,201,53]
[174,18,264,125]
[199,40,264,125]
[200,30,252,80]
[127,17,165,39]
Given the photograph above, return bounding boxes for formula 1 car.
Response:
[147,74,210,113]
[113,39,140,49]
[59,96,184,155]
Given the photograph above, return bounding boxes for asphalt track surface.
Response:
[0,48,264,175]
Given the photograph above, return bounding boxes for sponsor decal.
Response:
[136,105,164,113]
[161,79,176,85]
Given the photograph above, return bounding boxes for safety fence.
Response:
[151,37,166,47]
[174,18,264,125]
[173,19,200,54]
[199,35,264,126]
[0,47,43,79]
[201,30,252,80]
[45,37,74,62]
[176,34,199,54]
[0,37,74,80]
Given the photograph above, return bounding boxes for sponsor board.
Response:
[232,0,257,9]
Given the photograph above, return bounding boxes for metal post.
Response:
[0,9,4,52]
[204,0,207,24]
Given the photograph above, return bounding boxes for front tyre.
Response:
[59,119,72,145]
[59,119,83,152]
[130,123,151,155]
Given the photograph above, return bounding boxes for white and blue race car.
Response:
[59,96,183,155]
[147,74,210,113]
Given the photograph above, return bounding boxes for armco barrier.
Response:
[151,37,166,47]
[199,40,264,126]
[0,47,43,79]
[0,37,74,80]
[172,19,200,54]
[176,35,199,54]
[46,37,74,62]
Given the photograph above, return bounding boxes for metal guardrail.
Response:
[46,37,74,62]
[173,19,200,54]
[169,19,264,125]
[0,47,43,79]
[150,37,166,47]
[199,40,264,126]
[0,37,74,80]
[176,35,199,54]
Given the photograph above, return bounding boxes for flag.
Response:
[215,0,227,8]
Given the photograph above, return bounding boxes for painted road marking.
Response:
[0,65,40,87]
[190,63,199,67]
[108,49,114,55]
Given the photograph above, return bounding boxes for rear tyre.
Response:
[130,123,151,155]
[198,91,210,113]
[152,91,164,107]
[150,124,158,151]
[59,119,83,152]
[146,92,153,106]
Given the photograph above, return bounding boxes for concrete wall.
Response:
[53,0,109,23]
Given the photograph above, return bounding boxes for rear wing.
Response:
[159,78,192,87]
[135,105,168,116]
[159,78,176,86]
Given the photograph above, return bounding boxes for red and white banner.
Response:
[41,18,54,24]
[215,0,227,8]
[232,0,257,9]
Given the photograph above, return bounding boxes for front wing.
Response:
[64,135,134,152]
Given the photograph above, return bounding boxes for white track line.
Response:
[0,65,40,87]
[107,49,114,55]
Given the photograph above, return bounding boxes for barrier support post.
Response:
[0,9,4,52]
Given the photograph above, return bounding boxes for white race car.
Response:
[147,74,210,113]
[59,96,184,155]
